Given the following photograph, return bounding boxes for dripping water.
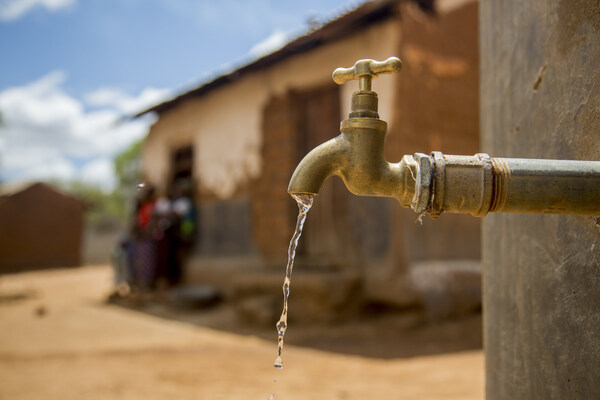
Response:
[273,193,314,370]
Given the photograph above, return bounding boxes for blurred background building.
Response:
[136,0,480,321]
[0,182,84,271]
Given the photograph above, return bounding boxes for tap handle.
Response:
[332,57,402,90]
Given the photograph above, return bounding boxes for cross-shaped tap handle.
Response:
[332,57,402,91]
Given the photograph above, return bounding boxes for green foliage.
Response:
[113,137,143,220]
[48,138,145,232]
[52,180,126,231]
[114,138,143,190]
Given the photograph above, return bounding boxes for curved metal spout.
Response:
[288,117,417,207]
[287,135,348,196]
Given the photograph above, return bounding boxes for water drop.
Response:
[273,356,283,369]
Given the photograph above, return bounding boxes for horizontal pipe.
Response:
[413,152,600,217]
[490,158,600,215]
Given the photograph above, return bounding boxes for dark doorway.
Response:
[170,145,194,190]
[290,84,354,268]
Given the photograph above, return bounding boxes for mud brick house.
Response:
[0,182,84,272]
[137,0,480,319]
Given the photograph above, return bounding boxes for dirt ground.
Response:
[0,265,484,400]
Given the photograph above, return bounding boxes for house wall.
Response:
[142,1,481,314]
[362,0,481,306]
[392,0,480,262]
[480,1,600,398]
[142,14,402,271]
[143,18,401,199]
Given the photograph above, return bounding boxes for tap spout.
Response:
[287,135,348,196]
[288,117,417,207]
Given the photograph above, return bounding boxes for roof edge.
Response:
[134,0,404,118]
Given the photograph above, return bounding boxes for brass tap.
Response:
[288,57,600,216]
[287,57,418,207]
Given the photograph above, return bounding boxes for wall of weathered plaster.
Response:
[143,19,400,198]
[480,1,600,398]
[143,2,482,316]
[360,0,481,309]
[391,0,480,264]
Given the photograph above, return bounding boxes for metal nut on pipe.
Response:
[411,153,433,215]
[442,153,493,217]
[413,152,494,217]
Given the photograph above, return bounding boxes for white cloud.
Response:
[84,86,172,115]
[248,29,289,58]
[0,0,76,21]
[8,153,77,182]
[0,70,164,190]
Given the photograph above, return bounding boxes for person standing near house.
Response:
[168,180,195,285]
[111,234,133,295]
[152,189,174,289]
[131,185,158,290]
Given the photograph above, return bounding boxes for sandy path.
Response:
[0,266,483,399]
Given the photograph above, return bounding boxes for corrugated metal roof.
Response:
[135,0,414,118]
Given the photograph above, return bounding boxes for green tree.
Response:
[51,180,124,230]
[114,138,143,191]
[49,137,145,231]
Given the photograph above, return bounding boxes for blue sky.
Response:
[0,0,358,189]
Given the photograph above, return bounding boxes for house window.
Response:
[197,197,254,255]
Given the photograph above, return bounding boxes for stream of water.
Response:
[273,193,314,370]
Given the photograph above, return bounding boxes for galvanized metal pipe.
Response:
[412,152,600,217]
[489,157,600,215]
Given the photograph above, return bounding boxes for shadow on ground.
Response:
[106,293,482,360]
